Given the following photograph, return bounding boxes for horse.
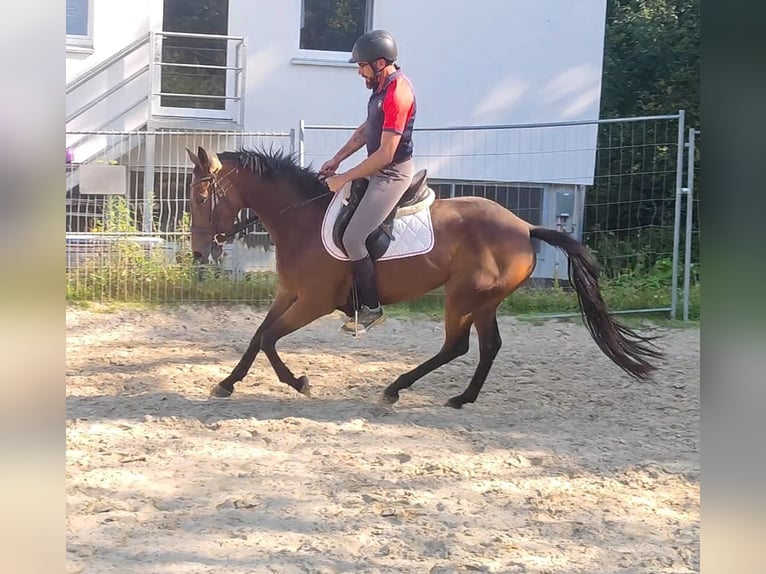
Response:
[185,145,663,408]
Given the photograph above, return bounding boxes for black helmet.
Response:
[349,29,398,64]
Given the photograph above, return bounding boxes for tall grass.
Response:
[67,197,700,319]
[67,257,700,320]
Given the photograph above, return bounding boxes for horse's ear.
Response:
[197,146,210,166]
[186,147,202,171]
[196,146,222,174]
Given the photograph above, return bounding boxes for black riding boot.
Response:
[342,255,385,334]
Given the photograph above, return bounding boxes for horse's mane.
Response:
[217,146,328,200]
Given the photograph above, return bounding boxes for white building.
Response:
[66,0,608,281]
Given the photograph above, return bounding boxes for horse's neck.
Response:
[241,181,326,243]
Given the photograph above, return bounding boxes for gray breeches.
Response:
[342,159,414,261]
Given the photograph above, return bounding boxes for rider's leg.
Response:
[347,254,385,332]
[341,159,414,332]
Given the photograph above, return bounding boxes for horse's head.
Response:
[185,146,242,264]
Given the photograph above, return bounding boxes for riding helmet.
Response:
[349,29,398,64]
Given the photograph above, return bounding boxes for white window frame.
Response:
[66,0,94,54]
[293,0,373,67]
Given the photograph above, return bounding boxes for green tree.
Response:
[600,0,699,125]
[583,0,700,278]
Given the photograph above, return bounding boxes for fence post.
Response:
[238,38,247,126]
[298,120,305,167]
[670,109,686,320]
[148,31,158,117]
[683,128,698,321]
[143,132,155,233]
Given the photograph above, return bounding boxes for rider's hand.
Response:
[319,158,340,179]
[325,174,347,194]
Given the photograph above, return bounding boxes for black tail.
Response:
[529,226,664,380]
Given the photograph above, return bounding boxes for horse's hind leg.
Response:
[211,287,296,398]
[446,306,501,409]
[382,303,473,405]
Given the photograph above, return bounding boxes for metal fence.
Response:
[680,127,700,321]
[65,115,700,319]
[66,129,293,302]
[300,112,698,317]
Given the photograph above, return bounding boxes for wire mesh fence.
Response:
[66,129,292,303]
[582,116,687,316]
[66,115,699,318]
[301,114,695,316]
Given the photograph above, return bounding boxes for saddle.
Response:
[332,169,431,261]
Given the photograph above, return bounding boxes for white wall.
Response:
[230,0,606,184]
[377,0,607,126]
[66,0,154,139]
[67,0,607,184]
[226,0,364,130]
[232,1,606,125]
[66,0,152,82]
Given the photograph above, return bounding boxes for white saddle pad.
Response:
[321,183,436,262]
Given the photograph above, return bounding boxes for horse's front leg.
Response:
[210,287,296,398]
[259,295,335,396]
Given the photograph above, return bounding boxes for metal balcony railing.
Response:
[149,30,247,125]
[66,30,247,137]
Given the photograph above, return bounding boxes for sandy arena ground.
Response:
[66,305,699,573]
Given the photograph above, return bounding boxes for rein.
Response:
[278,190,333,215]
[191,168,333,245]
[212,213,261,245]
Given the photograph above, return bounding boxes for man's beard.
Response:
[365,76,377,90]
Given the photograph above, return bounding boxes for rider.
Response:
[321,29,417,334]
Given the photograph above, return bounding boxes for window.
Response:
[161,0,229,110]
[300,0,373,52]
[429,181,545,251]
[430,181,544,225]
[66,0,93,50]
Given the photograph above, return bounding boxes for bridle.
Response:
[189,169,260,247]
[189,166,334,250]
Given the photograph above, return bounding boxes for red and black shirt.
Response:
[366,69,416,164]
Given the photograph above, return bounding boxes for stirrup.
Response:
[341,305,385,336]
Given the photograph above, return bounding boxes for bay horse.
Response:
[185,145,662,408]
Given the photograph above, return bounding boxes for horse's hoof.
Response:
[210,384,233,398]
[372,404,395,417]
[296,376,311,397]
[380,391,399,406]
[445,396,463,409]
